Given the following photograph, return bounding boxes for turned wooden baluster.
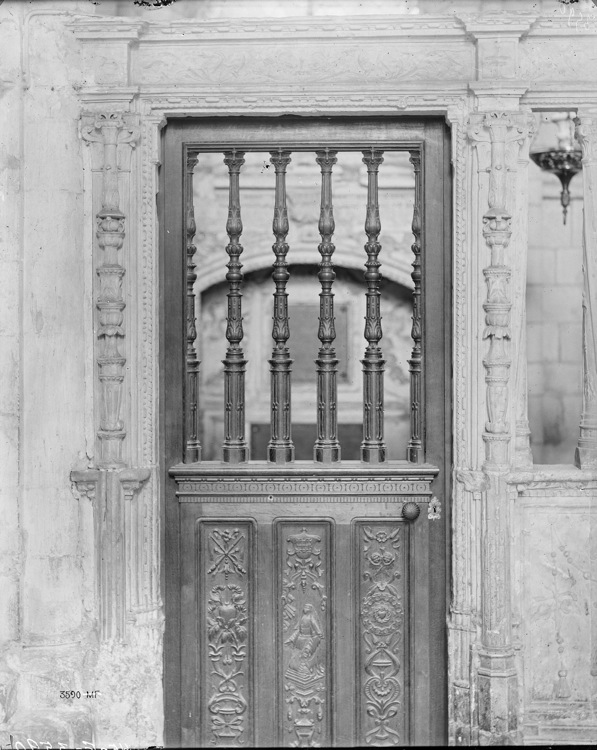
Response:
[222,150,249,463]
[268,150,295,464]
[361,148,386,463]
[407,150,424,463]
[314,149,340,464]
[184,150,201,463]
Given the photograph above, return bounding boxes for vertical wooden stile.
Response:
[268,150,295,464]
[361,148,386,463]
[222,149,249,463]
[407,150,424,463]
[314,149,340,463]
[184,150,201,463]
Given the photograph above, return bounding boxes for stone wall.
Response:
[0,2,97,746]
[527,119,584,465]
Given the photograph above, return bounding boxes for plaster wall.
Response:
[0,1,596,747]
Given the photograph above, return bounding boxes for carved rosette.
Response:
[81,112,140,468]
[279,523,330,747]
[222,150,249,463]
[268,150,295,464]
[574,113,597,469]
[407,151,423,463]
[356,523,406,746]
[185,150,201,463]
[202,523,252,746]
[314,150,340,463]
[361,149,386,464]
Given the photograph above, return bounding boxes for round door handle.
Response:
[401,501,421,521]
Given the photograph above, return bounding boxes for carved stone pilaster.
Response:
[77,111,153,644]
[468,110,535,745]
[512,118,535,469]
[574,112,597,470]
[81,112,140,468]
[469,112,532,471]
[71,468,150,641]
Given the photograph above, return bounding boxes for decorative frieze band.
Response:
[175,478,434,497]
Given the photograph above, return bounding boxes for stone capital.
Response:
[119,467,151,501]
[71,469,102,502]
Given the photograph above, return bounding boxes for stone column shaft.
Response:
[574,111,597,470]
[468,109,535,744]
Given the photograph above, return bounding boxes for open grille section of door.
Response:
[183,146,424,465]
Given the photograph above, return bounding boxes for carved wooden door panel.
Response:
[161,118,451,747]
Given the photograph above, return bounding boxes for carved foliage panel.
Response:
[355,520,409,747]
[133,43,473,86]
[276,521,332,748]
[520,502,594,707]
[198,520,254,747]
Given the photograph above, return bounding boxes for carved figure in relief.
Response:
[285,604,324,673]
[282,528,328,748]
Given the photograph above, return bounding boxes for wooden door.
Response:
[161,117,451,747]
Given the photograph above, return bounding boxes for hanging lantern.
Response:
[530,112,582,225]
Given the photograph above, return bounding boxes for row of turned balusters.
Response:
[184,148,423,465]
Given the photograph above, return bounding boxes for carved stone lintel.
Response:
[81,112,140,469]
[574,113,597,469]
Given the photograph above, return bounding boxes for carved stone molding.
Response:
[574,110,597,469]
[81,111,140,468]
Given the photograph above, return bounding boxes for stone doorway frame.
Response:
[64,10,597,745]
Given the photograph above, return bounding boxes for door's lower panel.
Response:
[175,462,438,747]
[181,501,429,747]
[197,520,255,747]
